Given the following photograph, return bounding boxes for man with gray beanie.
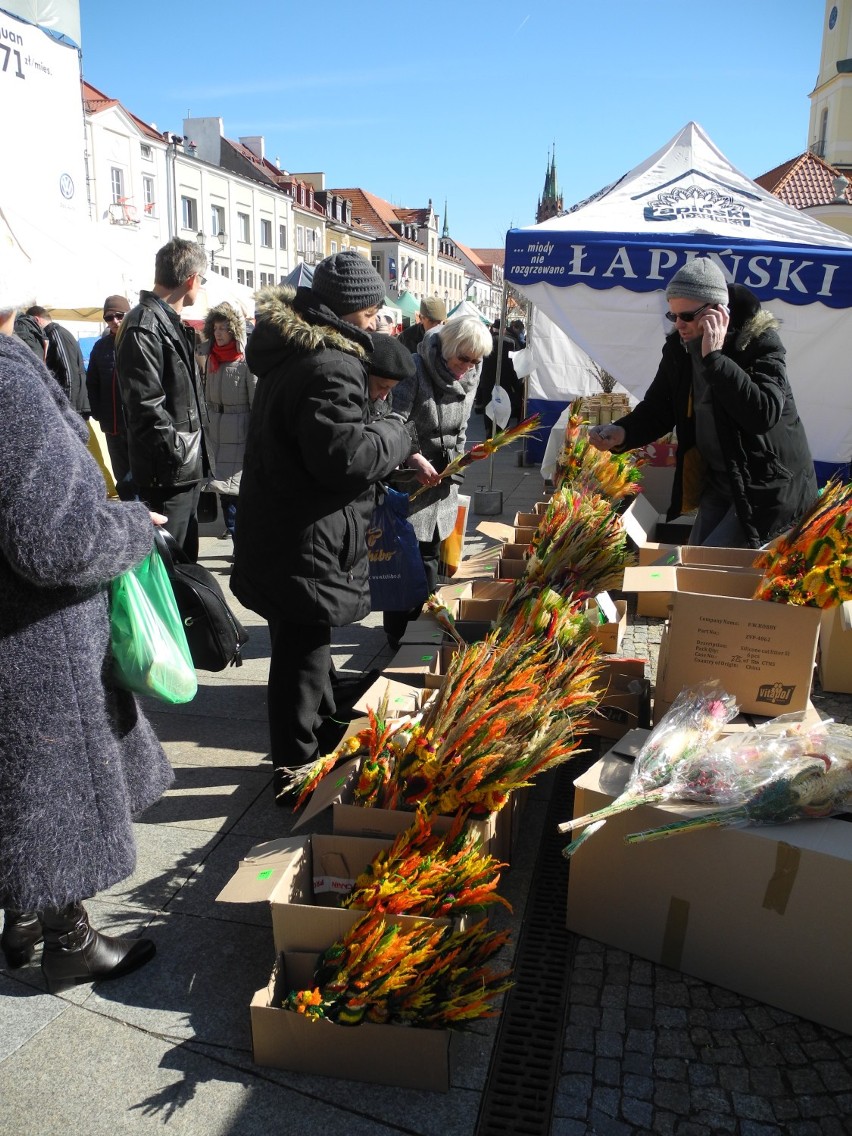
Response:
[589,256,816,547]
[231,252,414,799]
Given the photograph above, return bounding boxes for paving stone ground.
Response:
[1,418,850,1135]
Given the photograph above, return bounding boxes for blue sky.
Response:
[79,0,823,249]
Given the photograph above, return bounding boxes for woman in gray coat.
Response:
[198,302,257,541]
[383,316,492,646]
[0,289,174,993]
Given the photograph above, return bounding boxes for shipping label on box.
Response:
[566,751,852,1034]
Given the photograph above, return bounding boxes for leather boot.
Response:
[40,903,156,994]
[1,910,43,969]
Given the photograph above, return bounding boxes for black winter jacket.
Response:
[114,291,207,489]
[615,285,817,546]
[231,286,413,625]
[45,322,90,418]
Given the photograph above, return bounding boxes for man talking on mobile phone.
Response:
[588,257,817,548]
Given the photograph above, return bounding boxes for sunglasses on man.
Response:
[665,302,715,324]
[104,312,125,323]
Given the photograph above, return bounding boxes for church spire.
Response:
[536,143,563,223]
[442,197,449,238]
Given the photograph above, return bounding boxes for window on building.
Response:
[237,268,246,285]
[279,224,287,250]
[211,204,225,235]
[246,270,254,288]
[237,211,251,243]
[260,218,272,248]
[330,240,337,254]
[220,266,230,279]
[142,175,155,216]
[181,195,197,230]
[430,266,435,285]
[371,254,382,274]
[110,167,125,204]
[296,226,305,253]
[140,143,153,161]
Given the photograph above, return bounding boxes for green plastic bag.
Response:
[110,547,198,704]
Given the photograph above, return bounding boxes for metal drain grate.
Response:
[474,745,600,1136]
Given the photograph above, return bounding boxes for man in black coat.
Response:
[589,258,817,548]
[86,294,134,499]
[231,252,413,796]
[25,306,90,419]
[115,239,210,559]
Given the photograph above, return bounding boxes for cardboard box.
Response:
[353,675,425,718]
[513,512,541,530]
[495,556,526,580]
[623,566,820,715]
[817,603,852,694]
[251,954,450,1090]
[587,657,651,739]
[566,747,852,1034]
[621,495,694,616]
[587,597,627,654]
[398,616,445,648]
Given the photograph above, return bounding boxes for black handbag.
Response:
[196,490,218,525]
[153,529,249,670]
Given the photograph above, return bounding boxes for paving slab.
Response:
[135,764,269,833]
[144,709,271,766]
[98,823,222,910]
[0,971,67,1061]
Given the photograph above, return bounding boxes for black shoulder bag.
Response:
[153,529,249,670]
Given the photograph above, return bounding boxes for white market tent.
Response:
[505,122,852,469]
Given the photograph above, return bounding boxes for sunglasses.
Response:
[104,312,125,322]
[665,302,713,324]
[196,273,208,286]
[457,353,480,365]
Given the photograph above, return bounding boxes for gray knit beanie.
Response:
[665,258,729,305]
[311,251,386,316]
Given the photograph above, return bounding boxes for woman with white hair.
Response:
[382,314,492,647]
[0,257,173,991]
[199,302,257,541]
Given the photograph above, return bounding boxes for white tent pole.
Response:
[487,279,511,490]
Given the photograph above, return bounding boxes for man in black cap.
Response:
[86,295,135,499]
[231,252,414,799]
[367,333,416,418]
[589,257,816,547]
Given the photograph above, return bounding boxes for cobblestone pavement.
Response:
[552,611,852,1136]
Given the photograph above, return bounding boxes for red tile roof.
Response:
[81,80,164,142]
[330,188,433,244]
[471,248,505,266]
[754,150,852,208]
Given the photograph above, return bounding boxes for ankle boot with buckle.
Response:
[1,910,44,969]
[40,902,156,994]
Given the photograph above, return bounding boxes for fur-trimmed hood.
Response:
[202,302,246,349]
[247,285,370,379]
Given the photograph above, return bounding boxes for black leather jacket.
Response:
[114,291,208,489]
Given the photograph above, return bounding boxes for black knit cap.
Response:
[311,251,386,316]
[368,334,416,382]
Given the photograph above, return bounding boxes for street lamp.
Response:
[196,230,228,272]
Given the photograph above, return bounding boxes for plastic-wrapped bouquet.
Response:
[625,723,852,844]
[559,680,739,857]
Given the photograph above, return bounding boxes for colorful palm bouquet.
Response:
[753,478,852,606]
[292,588,603,818]
[342,807,510,919]
[559,681,739,857]
[554,398,645,499]
[408,415,541,501]
[625,722,852,844]
[281,909,513,1028]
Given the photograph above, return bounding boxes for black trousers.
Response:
[142,483,201,562]
[266,616,335,770]
[382,529,441,644]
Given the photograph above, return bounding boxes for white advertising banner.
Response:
[1,9,86,223]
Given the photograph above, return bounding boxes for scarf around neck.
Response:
[207,339,242,373]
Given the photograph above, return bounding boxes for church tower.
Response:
[536,147,563,223]
[809,1,852,170]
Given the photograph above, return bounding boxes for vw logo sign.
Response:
[59,174,75,200]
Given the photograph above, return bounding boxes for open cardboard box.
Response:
[251,951,450,1090]
[586,595,627,654]
[566,741,852,1034]
[586,657,651,740]
[621,495,694,616]
[623,565,820,716]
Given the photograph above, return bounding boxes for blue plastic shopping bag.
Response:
[367,485,428,611]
